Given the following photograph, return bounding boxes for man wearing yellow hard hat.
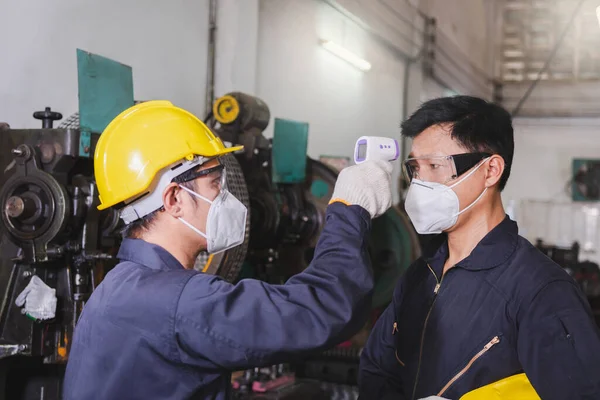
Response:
[62,100,394,399]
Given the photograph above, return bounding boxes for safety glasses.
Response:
[173,164,227,190]
[403,152,491,184]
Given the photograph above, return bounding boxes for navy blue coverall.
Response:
[63,203,373,399]
[359,216,600,400]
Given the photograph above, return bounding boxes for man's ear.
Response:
[162,183,184,217]
[484,155,505,188]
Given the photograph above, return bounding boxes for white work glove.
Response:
[15,276,57,320]
[330,160,393,218]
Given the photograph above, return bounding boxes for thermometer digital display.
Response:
[354,136,399,164]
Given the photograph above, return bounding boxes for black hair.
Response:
[121,167,201,239]
[401,95,514,191]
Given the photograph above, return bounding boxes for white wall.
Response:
[0,0,209,128]
[502,118,600,262]
[503,118,600,204]
[256,0,407,202]
[214,0,260,98]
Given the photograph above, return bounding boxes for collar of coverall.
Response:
[423,215,519,276]
[117,238,186,271]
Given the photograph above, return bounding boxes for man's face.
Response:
[408,124,489,230]
[179,159,224,237]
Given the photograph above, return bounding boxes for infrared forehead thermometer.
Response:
[354,136,400,164]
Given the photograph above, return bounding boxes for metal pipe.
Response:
[321,0,420,62]
[205,0,218,116]
[434,39,494,84]
[511,0,585,117]
[377,0,426,37]
[403,0,429,20]
[401,60,413,162]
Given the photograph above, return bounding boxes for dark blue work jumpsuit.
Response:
[63,203,373,399]
[359,217,600,400]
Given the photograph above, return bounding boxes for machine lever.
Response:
[33,107,62,129]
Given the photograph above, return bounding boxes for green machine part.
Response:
[77,49,134,157]
[271,118,309,184]
[572,158,600,202]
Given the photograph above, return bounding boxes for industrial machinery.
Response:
[0,112,122,398]
[0,51,420,399]
[0,49,132,399]
[535,239,600,327]
[0,112,119,398]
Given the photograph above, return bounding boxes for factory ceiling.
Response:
[499,0,600,83]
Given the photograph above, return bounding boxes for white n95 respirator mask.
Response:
[177,185,247,254]
[405,158,489,235]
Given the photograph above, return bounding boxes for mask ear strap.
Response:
[448,157,491,189]
[179,185,213,204]
[455,187,488,217]
[176,185,212,239]
[178,217,208,238]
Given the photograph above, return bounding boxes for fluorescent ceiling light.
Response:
[320,40,371,72]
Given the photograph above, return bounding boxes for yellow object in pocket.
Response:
[460,373,541,400]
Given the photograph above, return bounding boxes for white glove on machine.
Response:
[330,160,393,218]
[15,275,57,320]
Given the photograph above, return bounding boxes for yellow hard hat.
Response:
[94,100,243,210]
[460,373,540,400]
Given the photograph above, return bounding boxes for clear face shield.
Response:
[402,152,491,185]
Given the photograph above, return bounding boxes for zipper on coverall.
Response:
[436,336,500,396]
[410,264,501,399]
[411,264,443,400]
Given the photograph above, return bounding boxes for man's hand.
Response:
[330,160,393,218]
